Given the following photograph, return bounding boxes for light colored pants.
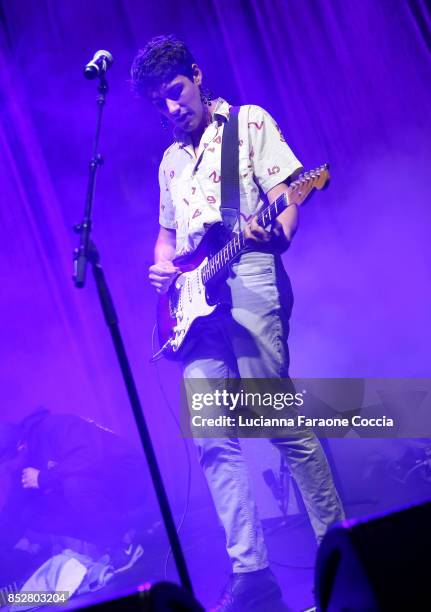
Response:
[182,251,345,572]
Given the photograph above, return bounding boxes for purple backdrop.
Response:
[0,0,430,571]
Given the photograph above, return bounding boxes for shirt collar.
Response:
[212,97,230,122]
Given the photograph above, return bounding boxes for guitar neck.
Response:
[201,191,289,285]
[200,164,329,285]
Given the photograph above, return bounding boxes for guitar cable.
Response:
[151,324,193,581]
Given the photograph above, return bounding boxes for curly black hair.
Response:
[131,35,196,96]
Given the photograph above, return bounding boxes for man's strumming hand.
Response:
[149,261,180,294]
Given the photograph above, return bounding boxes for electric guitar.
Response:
[152,164,330,361]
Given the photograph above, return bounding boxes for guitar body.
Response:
[156,223,230,360]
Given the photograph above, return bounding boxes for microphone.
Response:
[83,50,113,80]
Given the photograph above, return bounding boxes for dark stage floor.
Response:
[27,507,322,612]
[3,485,430,611]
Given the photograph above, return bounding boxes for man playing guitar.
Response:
[131,35,344,611]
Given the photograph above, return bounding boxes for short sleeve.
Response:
[248,105,303,194]
[158,159,175,229]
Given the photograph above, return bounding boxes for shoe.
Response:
[210,567,283,611]
[110,542,144,573]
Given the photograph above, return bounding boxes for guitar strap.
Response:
[220,105,240,232]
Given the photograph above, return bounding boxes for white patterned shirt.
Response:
[158,98,302,256]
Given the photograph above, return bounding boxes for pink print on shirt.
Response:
[275,123,286,142]
[209,170,221,183]
[268,166,280,175]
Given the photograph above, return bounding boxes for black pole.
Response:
[73,58,193,595]
[73,75,107,288]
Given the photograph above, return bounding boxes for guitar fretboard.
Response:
[201,191,289,285]
[200,164,328,285]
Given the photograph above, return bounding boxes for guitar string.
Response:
[202,169,321,284]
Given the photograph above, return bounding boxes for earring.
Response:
[200,86,214,106]
[160,115,169,130]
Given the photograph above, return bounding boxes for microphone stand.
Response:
[73,72,193,595]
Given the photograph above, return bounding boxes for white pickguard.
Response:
[169,257,217,352]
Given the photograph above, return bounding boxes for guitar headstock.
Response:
[288,164,330,206]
